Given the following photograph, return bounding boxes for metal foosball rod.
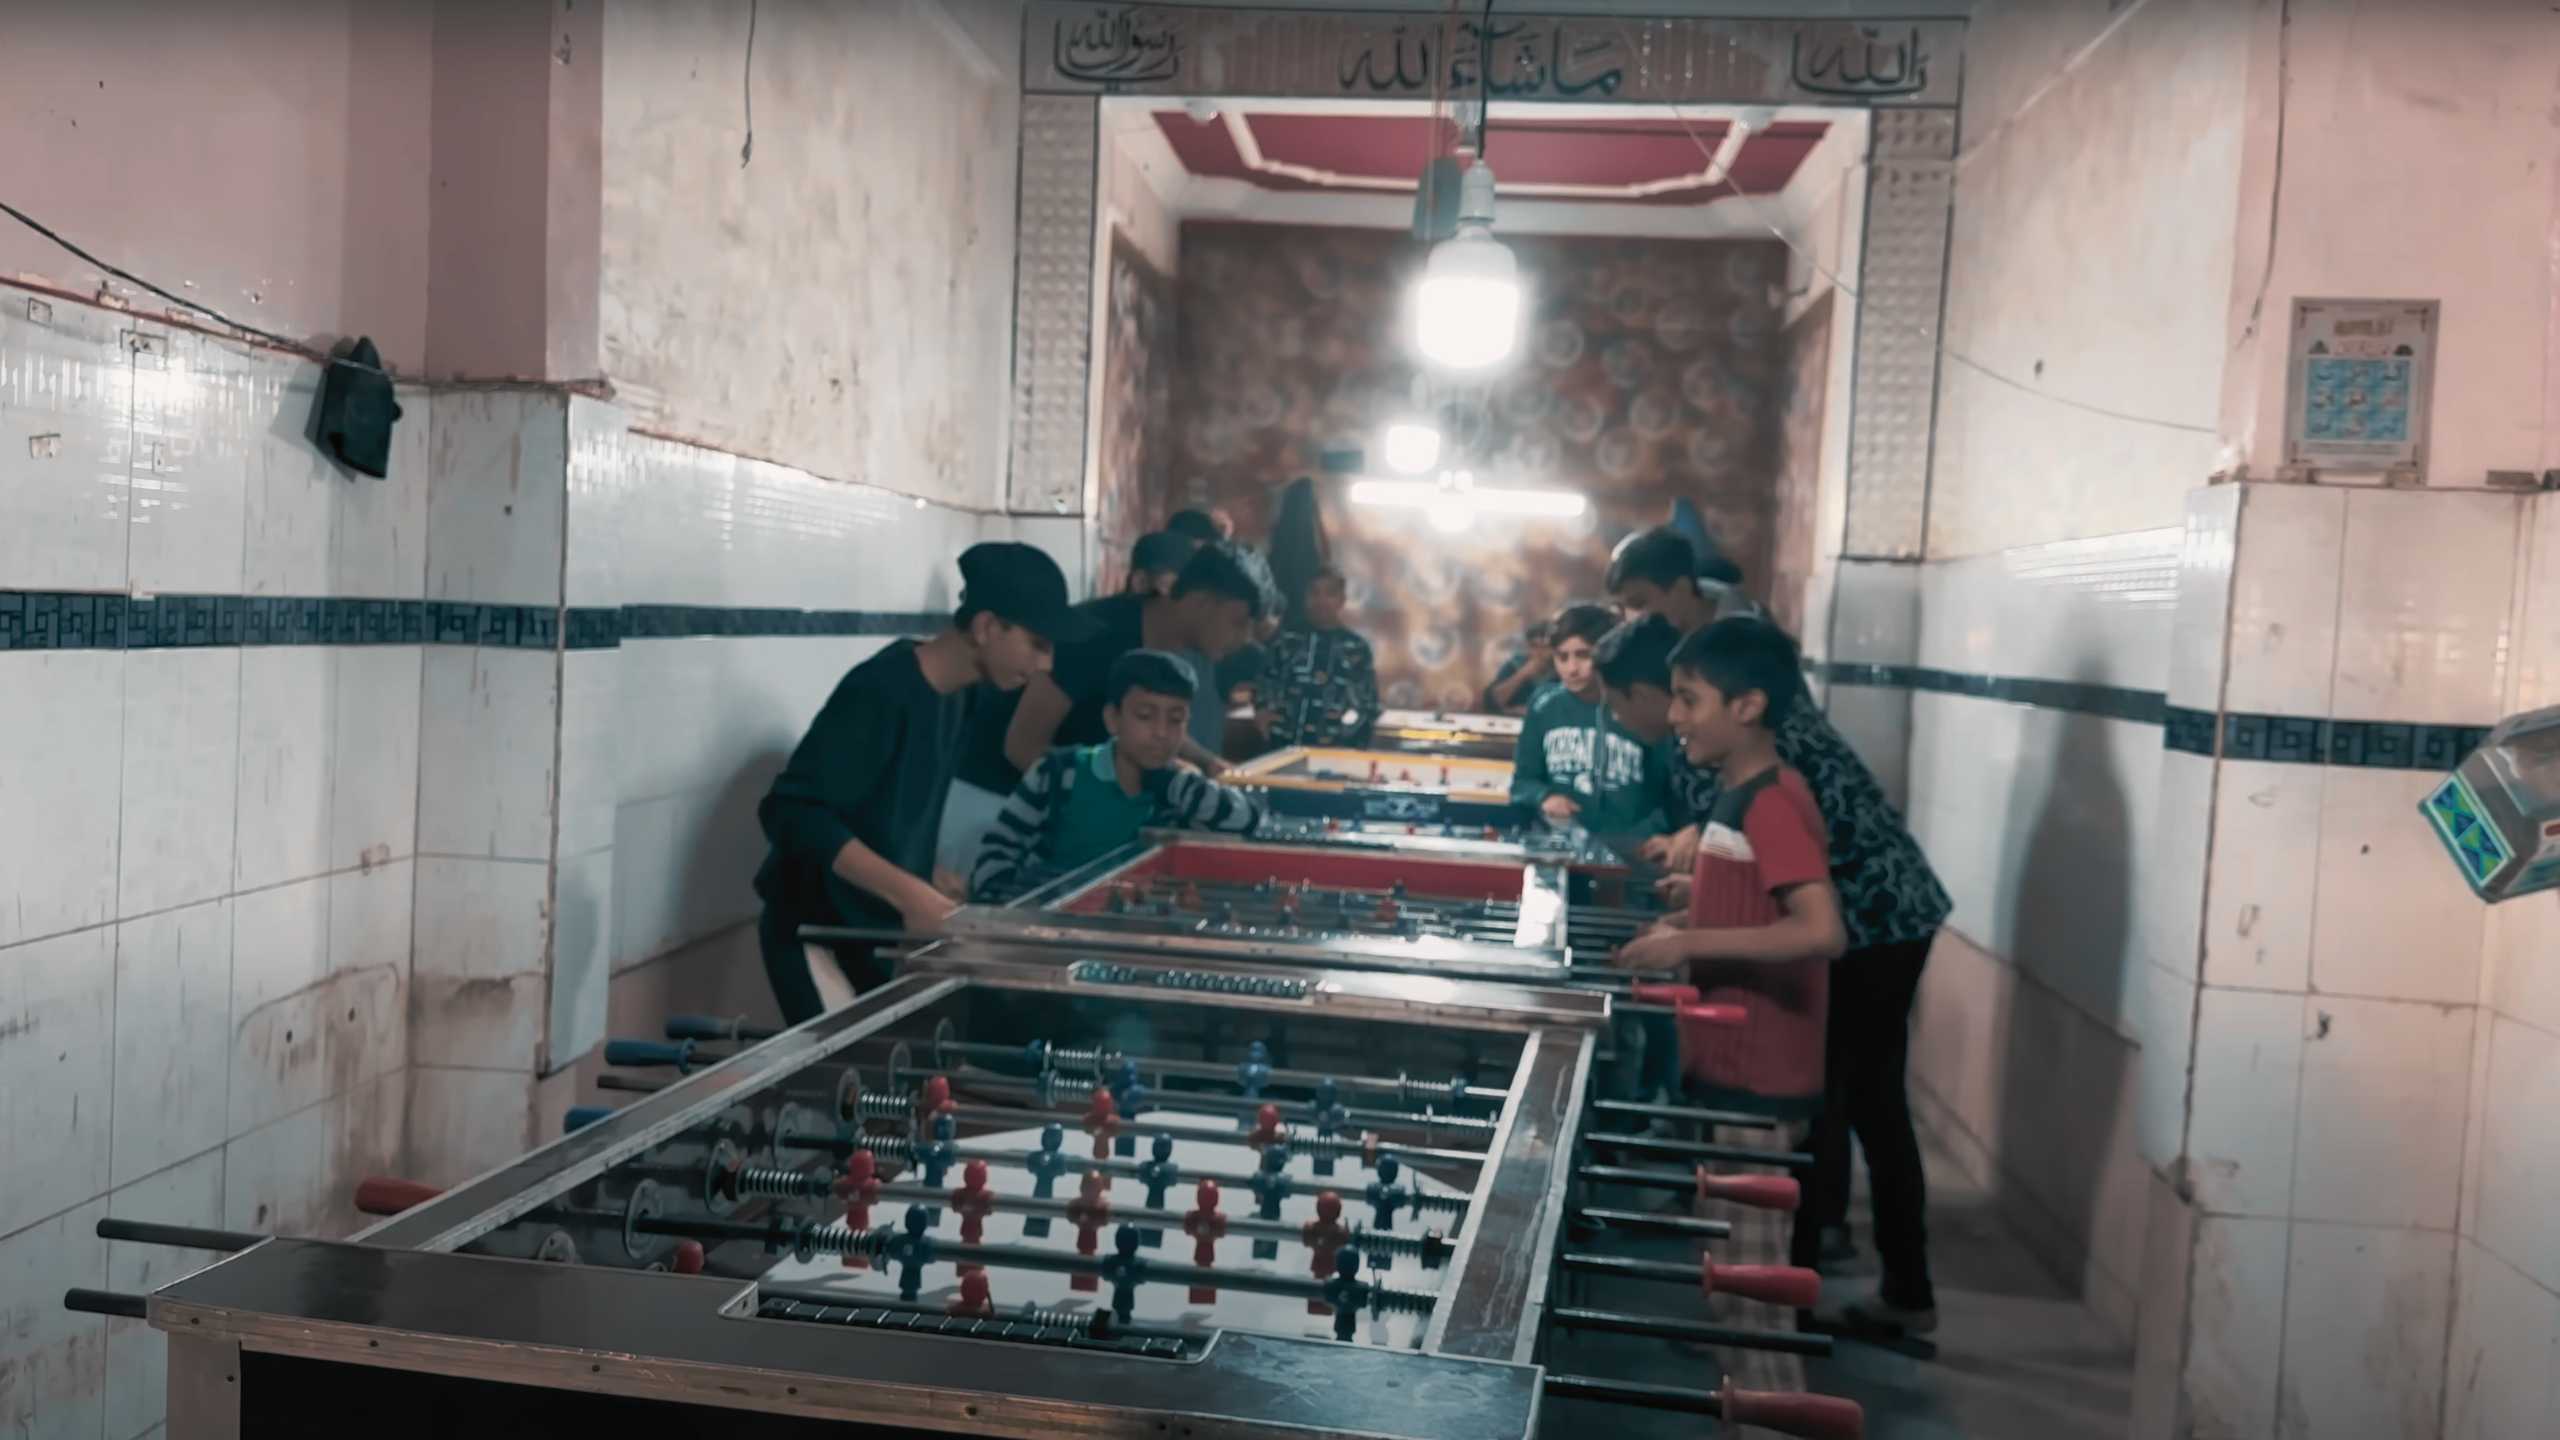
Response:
[1568,1206,1730,1239]
[1576,1164,1803,1214]
[1547,1305,1831,1356]
[910,1063,1499,1142]
[928,1036,1513,1109]
[1541,1374,1865,1438]
[1578,1130,1812,1170]
[1584,1095,1778,1132]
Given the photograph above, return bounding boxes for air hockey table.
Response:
[1228,745,1516,827]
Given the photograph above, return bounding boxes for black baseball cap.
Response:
[958,542,1094,643]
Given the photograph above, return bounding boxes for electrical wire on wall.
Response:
[1608,14,2225,439]
[0,195,619,391]
[740,0,758,168]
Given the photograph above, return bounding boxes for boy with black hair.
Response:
[1260,567,1380,748]
[1481,620,1556,715]
[1605,524,1760,634]
[1593,614,1683,751]
[972,650,1267,900]
[1125,530,1199,597]
[1000,540,1272,780]
[1164,507,1229,543]
[756,542,1089,1022]
[1613,616,1844,1096]
[1613,528,1950,1336]
[1509,602,1670,837]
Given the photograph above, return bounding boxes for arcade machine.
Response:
[77,946,1861,1438]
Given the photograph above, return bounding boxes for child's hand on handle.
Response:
[898,886,958,937]
[1612,927,1690,972]
[1653,872,1693,908]
[1539,793,1582,826]
[1640,824,1702,872]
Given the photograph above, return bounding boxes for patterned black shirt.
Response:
[1265,627,1380,748]
[1673,690,1950,952]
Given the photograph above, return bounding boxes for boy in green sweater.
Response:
[972,650,1267,901]
[1509,602,1671,837]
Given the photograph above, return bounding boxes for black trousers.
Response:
[1789,934,1936,1310]
[757,906,890,1027]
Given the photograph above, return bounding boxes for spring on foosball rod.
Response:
[726,1164,832,1201]
[846,1088,919,1123]
[1038,1043,1107,1076]
[1011,1303,1106,1332]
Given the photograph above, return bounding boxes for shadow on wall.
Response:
[1990,678,2133,1301]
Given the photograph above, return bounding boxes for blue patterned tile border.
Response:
[1812,660,2485,772]
[1811,661,2165,724]
[0,591,943,654]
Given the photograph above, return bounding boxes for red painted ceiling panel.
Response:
[1150,110,1825,206]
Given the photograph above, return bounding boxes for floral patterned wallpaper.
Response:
[1091,230,1180,598]
[1167,222,1788,709]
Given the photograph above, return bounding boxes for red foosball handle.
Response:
[1694,1169,1800,1213]
[668,1240,706,1275]
[1701,1257,1822,1309]
[1720,1379,1865,1439]
[1677,1003,1748,1027]
[1631,982,1699,1005]
[353,1177,444,1216]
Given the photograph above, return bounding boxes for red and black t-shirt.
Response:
[1681,763,1831,1104]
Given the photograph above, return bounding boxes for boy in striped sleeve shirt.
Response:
[972,650,1267,901]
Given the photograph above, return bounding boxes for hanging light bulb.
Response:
[1414,162,1520,371]
[1380,421,1442,475]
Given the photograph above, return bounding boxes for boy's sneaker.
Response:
[1841,1294,1938,1337]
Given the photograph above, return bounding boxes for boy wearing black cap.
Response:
[971,651,1267,901]
[754,541,1087,1022]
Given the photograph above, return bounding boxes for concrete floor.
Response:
[1801,1125,2136,1440]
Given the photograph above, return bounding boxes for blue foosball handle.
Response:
[605,1038,695,1070]
[565,1106,614,1133]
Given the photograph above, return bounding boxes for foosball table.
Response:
[1227,745,1517,826]
[1370,708,1524,760]
[79,946,1863,1438]
[968,833,1663,981]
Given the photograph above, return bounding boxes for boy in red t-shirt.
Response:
[1612,619,1845,1112]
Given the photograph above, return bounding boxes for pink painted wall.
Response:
[0,0,434,370]
[426,0,604,382]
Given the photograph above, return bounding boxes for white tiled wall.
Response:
[401,396,1074,1184]
[0,299,426,1440]
[2137,482,2543,1438]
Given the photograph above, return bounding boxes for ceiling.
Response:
[1150,108,1830,207]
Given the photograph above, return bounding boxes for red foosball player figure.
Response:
[1182,1179,1228,1304]
[1066,1170,1113,1291]
[949,1159,998,1255]
[948,1270,995,1318]
[835,1150,883,1270]
[1081,1087,1122,1159]
[916,1074,956,1129]
[1302,1191,1349,1315]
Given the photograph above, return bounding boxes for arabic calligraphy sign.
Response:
[1031,5,1961,107]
